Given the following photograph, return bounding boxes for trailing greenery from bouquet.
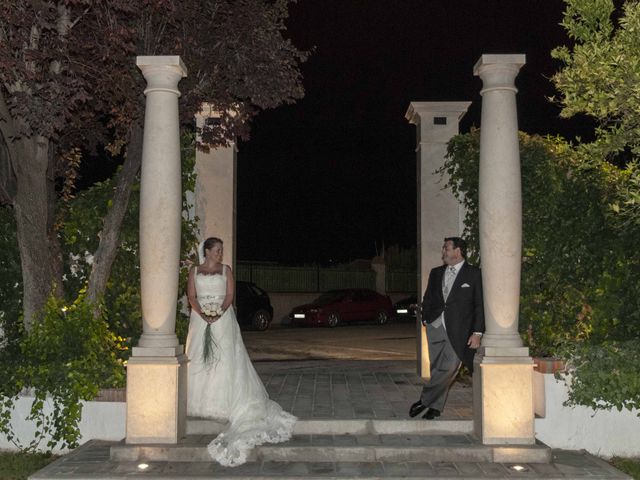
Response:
[442,129,640,413]
[0,293,125,452]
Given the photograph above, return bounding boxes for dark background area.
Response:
[235,0,594,265]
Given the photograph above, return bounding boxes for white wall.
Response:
[534,372,640,458]
[5,367,638,458]
[0,395,125,454]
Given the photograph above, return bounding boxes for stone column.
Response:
[472,54,535,445]
[371,256,385,295]
[126,56,188,444]
[194,103,237,271]
[405,102,471,378]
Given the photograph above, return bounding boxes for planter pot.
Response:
[533,357,565,374]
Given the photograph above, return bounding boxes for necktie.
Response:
[443,266,456,300]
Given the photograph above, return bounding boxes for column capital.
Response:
[473,54,526,95]
[405,101,471,125]
[406,101,471,145]
[136,55,187,97]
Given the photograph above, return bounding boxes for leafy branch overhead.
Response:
[551,0,640,232]
[0,0,308,329]
[0,0,307,451]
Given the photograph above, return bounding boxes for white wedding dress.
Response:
[186,265,296,466]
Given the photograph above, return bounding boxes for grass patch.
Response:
[610,457,640,480]
[0,452,58,480]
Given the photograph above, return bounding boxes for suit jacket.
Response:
[421,262,485,372]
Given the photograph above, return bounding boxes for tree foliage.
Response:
[551,0,640,234]
[61,135,199,350]
[0,0,307,328]
[0,0,307,450]
[442,130,640,413]
[0,133,199,453]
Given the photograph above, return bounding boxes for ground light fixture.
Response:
[137,463,149,470]
[509,465,529,472]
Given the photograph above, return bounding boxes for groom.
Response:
[410,237,485,420]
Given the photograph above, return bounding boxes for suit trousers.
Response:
[420,322,461,412]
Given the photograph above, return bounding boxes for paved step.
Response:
[187,417,475,435]
[110,434,552,464]
[33,440,631,480]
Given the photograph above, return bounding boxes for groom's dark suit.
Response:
[422,262,485,372]
[417,261,484,413]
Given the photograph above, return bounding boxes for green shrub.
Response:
[0,293,125,452]
[561,341,640,414]
[443,129,640,412]
[0,134,199,452]
[60,133,198,352]
[610,456,640,480]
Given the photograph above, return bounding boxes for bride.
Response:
[186,237,296,466]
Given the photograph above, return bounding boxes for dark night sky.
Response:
[235,0,592,265]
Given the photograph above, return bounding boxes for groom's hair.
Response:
[203,237,223,256]
[444,236,467,258]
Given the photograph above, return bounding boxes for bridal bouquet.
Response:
[201,301,224,364]
[202,302,224,319]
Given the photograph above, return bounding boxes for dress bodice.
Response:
[195,267,227,299]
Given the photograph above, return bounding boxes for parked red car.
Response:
[289,289,393,327]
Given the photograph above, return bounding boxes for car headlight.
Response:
[293,313,305,319]
[396,308,408,314]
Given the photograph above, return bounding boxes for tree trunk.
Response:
[86,123,144,305]
[14,135,62,330]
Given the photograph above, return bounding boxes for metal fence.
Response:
[385,269,418,293]
[235,263,376,293]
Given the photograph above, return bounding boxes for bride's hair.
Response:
[203,237,223,257]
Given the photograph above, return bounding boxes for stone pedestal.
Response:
[194,104,237,271]
[126,353,188,444]
[473,349,535,444]
[126,56,188,445]
[405,102,471,378]
[472,54,535,445]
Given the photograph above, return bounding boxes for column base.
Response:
[137,332,180,349]
[125,352,188,444]
[473,348,535,445]
[417,322,430,379]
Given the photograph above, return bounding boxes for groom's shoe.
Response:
[409,400,427,418]
[422,408,441,420]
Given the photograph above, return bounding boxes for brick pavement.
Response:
[258,359,472,420]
